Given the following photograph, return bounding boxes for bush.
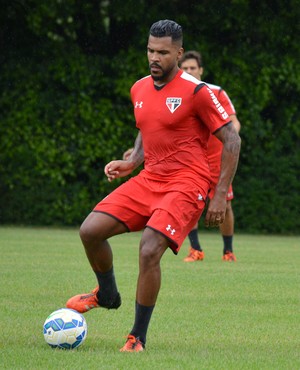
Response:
[0,0,299,233]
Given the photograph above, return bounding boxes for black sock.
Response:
[223,235,233,254]
[188,229,202,251]
[130,301,155,346]
[95,267,118,306]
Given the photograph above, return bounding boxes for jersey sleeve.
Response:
[218,89,236,116]
[194,84,232,133]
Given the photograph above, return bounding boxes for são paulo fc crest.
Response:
[166,97,182,113]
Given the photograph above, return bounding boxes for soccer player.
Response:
[66,20,241,352]
[179,50,241,262]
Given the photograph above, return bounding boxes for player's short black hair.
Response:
[179,50,203,68]
[149,20,183,46]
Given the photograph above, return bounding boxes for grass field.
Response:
[0,226,299,369]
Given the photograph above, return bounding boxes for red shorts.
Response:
[94,175,207,254]
[208,166,234,201]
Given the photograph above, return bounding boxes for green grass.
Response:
[0,227,299,369]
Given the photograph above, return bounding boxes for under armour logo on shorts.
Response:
[166,224,176,235]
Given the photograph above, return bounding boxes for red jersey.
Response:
[205,83,236,171]
[130,70,231,196]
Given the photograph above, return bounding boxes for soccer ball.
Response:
[43,308,87,349]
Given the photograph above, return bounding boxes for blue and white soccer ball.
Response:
[43,308,87,349]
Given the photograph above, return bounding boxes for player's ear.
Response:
[177,47,184,61]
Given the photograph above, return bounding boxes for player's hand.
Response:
[204,194,226,227]
[123,148,134,161]
[104,160,135,182]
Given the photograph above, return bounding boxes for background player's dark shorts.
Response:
[94,175,207,254]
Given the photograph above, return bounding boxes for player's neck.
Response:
[153,67,180,87]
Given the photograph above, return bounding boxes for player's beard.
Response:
[150,63,174,82]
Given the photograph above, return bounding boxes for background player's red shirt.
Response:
[130,70,231,197]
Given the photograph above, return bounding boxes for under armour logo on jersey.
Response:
[135,101,143,108]
[198,193,203,201]
[166,224,176,235]
[166,97,182,113]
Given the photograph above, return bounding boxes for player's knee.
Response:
[79,223,93,244]
[79,220,100,245]
[140,242,159,265]
[140,231,167,266]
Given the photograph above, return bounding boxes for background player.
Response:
[179,50,241,262]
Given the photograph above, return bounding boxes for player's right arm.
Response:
[127,131,144,165]
[105,132,144,182]
[123,148,134,160]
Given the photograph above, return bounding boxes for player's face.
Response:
[180,59,203,80]
[147,35,183,84]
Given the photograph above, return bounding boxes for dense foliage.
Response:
[1,0,299,233]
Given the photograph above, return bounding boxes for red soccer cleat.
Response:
[120,335,144,352]
[222,252,237,262]
[66,287,121,313]
[183,247,205,262]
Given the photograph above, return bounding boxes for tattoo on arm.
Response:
[131,132,145,168]
[222,123,241,157]
[214,122,241,187]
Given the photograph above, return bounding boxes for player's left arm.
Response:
[205,122,241,226]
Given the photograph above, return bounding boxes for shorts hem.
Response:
[93,210,130,232]
[146,226,178,255]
